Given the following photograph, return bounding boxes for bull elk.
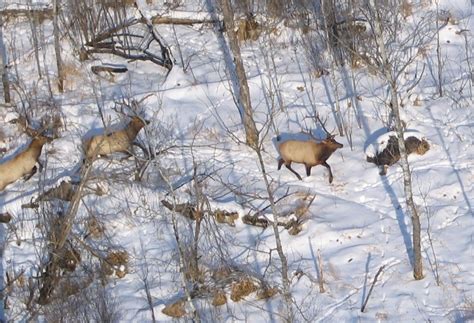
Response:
[0,133,52,191]
[83,116,149,162]
[277,121,344,183]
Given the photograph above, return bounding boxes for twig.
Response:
[361,265,385,312]
[317,249,325,293]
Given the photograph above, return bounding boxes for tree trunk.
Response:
[435,1,443,97]
[389,82,423,280]
[255,148,294,322]
[220,0,259,149]
[53,0,64,93]
[27,0,42,79]
[0,9,11,103]
[320,0,346,136]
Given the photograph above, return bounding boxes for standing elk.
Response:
[0,133,52,191]
[277,121,344,183]
[83,115,149,162]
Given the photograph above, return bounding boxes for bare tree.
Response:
[219,0,259,149]
[243,38,295,321]
[365,0,425,279]
[0,3,10,103]
[62,0,172,71]
[26,0,42,80]
[53,0,64,93]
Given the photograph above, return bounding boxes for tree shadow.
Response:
[320,75,344,134]
[308,237,322,290]
[427,108,472,217]
[339,66,371,138]
[363,127,390,152]
[203,0,244,121]
[360,252,371,308]
[380,174,414,268]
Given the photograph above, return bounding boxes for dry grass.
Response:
[256,286,279,300]
[57,247,81,272]
[2,8,53,24]
[61,61,84,91]
[102,0,136,9]
[214,209,239,226]
[312,67,330,78]
[401,0,413,18]
[212,289,227,306]
[86,217,105,239]
[62,61,82,78]
[211,266,233,281]
[230,278,258,302]
[102,250,129,278]
[236,17,261,42]
[162,299,186,318]
[413,96,422,106]
[0,128,6,143]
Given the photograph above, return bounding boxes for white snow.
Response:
[0,1,473,322]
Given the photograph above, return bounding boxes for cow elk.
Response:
[277,122,344,183]
[83,116,149,162]
[0,133,52,191]
[367,135,430,175]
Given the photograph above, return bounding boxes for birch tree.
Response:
[365,0,426,279]
[53,0,64,93]
[0,2,10,103]
[220,0,259,149]
[215,1,293,318]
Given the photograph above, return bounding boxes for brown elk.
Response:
[0,133,52,191]
[83,116,149,162]
[367,135,430,175]
[277,121,344,183]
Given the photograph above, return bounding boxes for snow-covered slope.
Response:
[0,0,472,321]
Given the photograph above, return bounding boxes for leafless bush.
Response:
[42,282,120,323]
[63,0,172,70]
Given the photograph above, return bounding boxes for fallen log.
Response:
[91,65,128,75]
[161,200,239,226]
[150,16,219,25]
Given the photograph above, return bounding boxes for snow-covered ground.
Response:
[0,0,473,321]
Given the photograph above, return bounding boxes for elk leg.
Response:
[305,164,312,177]
[379,165,388,176]
[322,162,333,184]
[37,160,44,173]
[23,166,38,181]
[133,142,150,159]
[285,163,302,180]
[277,158,284,170]
[120,151,133,161]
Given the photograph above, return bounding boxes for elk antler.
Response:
[316,115,335,139]
[9,115,52,139]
